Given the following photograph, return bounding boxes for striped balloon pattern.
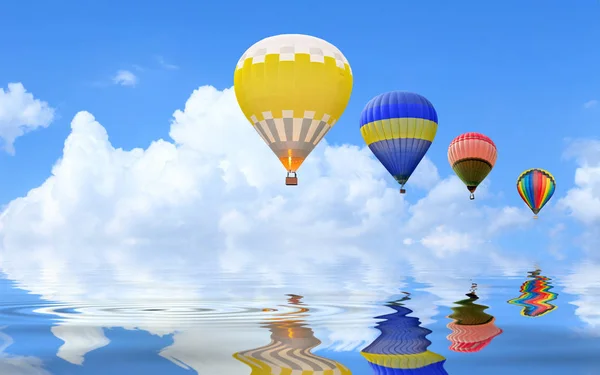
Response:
[360,91,438,193]
[446,293,503,353]
[447,132,497,199]
[361,298,448,374]
[233,295,351,375]
[507,269,558,317]
[516,168,556,218]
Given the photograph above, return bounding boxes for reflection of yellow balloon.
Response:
[234,34,353,185]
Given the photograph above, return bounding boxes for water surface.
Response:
[0,261,598,374]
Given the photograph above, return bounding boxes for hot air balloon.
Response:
[360,91,438,194]
[447,132,497,200]
[234,294,352,375]
[516,168,556,219]
[446,286,502,353]
[234,34,353,186]
[508,268,558,317]
[361,294,448,374]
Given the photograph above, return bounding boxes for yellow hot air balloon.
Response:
[234,34,353,185]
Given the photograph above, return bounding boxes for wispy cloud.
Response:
[156,56,179,70]
[583,99,598,109]
[112,70,138,87]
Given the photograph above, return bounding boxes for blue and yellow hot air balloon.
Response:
[516,168,556,219]
[234,295,352,375]
[234,34,353,185]
[361,295,448,374]
[360,92,438,193]
[508,268,558,317]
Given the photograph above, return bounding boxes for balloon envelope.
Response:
[234,34,353,176]
[448,132,497,198]
[362,302,448,374]
[234,295,351,375]
[507,269,558,317]
[516,168,556,216]
[359,91,438,192]
[447,294,502,353]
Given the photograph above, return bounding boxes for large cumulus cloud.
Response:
[0,86,533,295]
[0,85,578,371]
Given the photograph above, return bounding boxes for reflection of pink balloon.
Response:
[447,319,503,353]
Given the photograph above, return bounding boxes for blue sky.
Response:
[1,0,599,203]
[0,0,600,374]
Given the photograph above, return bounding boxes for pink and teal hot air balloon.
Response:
[447,291,503,353]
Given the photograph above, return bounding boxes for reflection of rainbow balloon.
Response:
[446,293,502,353]
[507,269,558,317]
[361,298,448,374]
[234,295,351,375]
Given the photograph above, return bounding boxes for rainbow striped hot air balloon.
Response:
[360,92,438,194]
[508,269,558,317]
[361,298,448,374]
[516,168,556,219]
[234,295,351,375]
[448,132,497,200]
[446,292,502,353]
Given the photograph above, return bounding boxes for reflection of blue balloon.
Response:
[360,92,438,194]
[361,303,448,374]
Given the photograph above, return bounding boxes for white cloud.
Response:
[559,139,600,224]
[0,85,546,368]
[0,83,55,154]
[0,329,50,374]
[156,56,179,70]
[583,99,598,109]
[421,225,481,256]
[51,325,109,365]
[112,70,138,87]
[561,261,600,336]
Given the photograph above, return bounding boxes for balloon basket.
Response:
[399,188,406,194]
[533,215,538,219]
[285,172,298,186]
[469,193,475,200]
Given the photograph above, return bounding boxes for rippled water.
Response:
[0,264,599,374]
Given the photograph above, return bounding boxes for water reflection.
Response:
[233,294,351,375]
[0,328,50,374]
[507,268,558,317]
[446,283,502,353]
[361,292,448,374]
[51,324,110,365]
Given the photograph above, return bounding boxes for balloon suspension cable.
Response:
[469,193,475,200]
